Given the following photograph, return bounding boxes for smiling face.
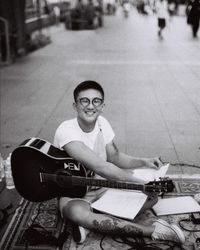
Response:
[73,88,105,132]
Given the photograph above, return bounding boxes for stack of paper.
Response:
[91,164,170,220]
[153,196,200,216]
[91,189,147,220]
[132,164,169,182]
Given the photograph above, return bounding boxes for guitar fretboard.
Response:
[41,172,158,192]
[71,176,145,191]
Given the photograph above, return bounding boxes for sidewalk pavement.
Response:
[0,8,200,178]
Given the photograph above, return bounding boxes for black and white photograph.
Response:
[0,0,200,249]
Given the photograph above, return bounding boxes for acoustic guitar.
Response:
[11,138,175,202]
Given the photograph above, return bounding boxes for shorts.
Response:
[59,187,108,217]
[158,18,166,28]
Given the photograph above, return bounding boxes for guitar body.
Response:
[11,138,88,202]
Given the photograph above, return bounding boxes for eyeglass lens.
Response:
[79,97,103,107]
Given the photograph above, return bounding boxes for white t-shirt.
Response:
[156,0,169,18]
[54,115,115,161]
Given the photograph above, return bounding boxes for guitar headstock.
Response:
[146,178,175,193]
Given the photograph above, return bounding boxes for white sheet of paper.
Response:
[153,196,200,216]
[91,189,147,220]
[132,163,169,182]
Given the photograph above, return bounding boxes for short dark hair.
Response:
[73,80,104,101]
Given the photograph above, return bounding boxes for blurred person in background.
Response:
[53,5,61,25]
[168,0,176,17]
[155,0,169,39]
[85,0,96,28]
[95,0,104,27]
[186,0,200,38]
[123,0,131,17]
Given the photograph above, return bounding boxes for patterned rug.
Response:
[65,211,200,250]
[0,198,65,250]
[170,178,200,196]
[0,179,200,250]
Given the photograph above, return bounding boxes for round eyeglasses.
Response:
[78,97,104,108]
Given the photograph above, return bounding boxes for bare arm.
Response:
[63,141,146,183]
[106,141,162,169]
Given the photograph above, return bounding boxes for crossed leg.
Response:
[60,193,158,238]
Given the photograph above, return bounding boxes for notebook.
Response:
[91,164,170,220]
[132,163,169,182]
[91,189,148,220]
[153,196,200,216]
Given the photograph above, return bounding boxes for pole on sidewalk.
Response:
[36,0,42,36]
[0,17,11,65]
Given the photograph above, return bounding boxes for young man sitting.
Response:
[54,80,185,244]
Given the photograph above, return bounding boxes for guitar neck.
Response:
[72,176,145,191]
[42,173,145,192]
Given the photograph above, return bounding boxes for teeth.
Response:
[86,111,95,115]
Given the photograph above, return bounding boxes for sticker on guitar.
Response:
[64,162,80,171]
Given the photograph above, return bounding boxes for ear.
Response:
[100,103,105,113]
[73,102,77,111]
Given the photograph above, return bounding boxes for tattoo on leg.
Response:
[92,217,143,236]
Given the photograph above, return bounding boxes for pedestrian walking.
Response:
[186,0,200,38]
[123,0,131,18]
[53,6,61,26]
[155,0,169,39]
[85,0,96,29]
